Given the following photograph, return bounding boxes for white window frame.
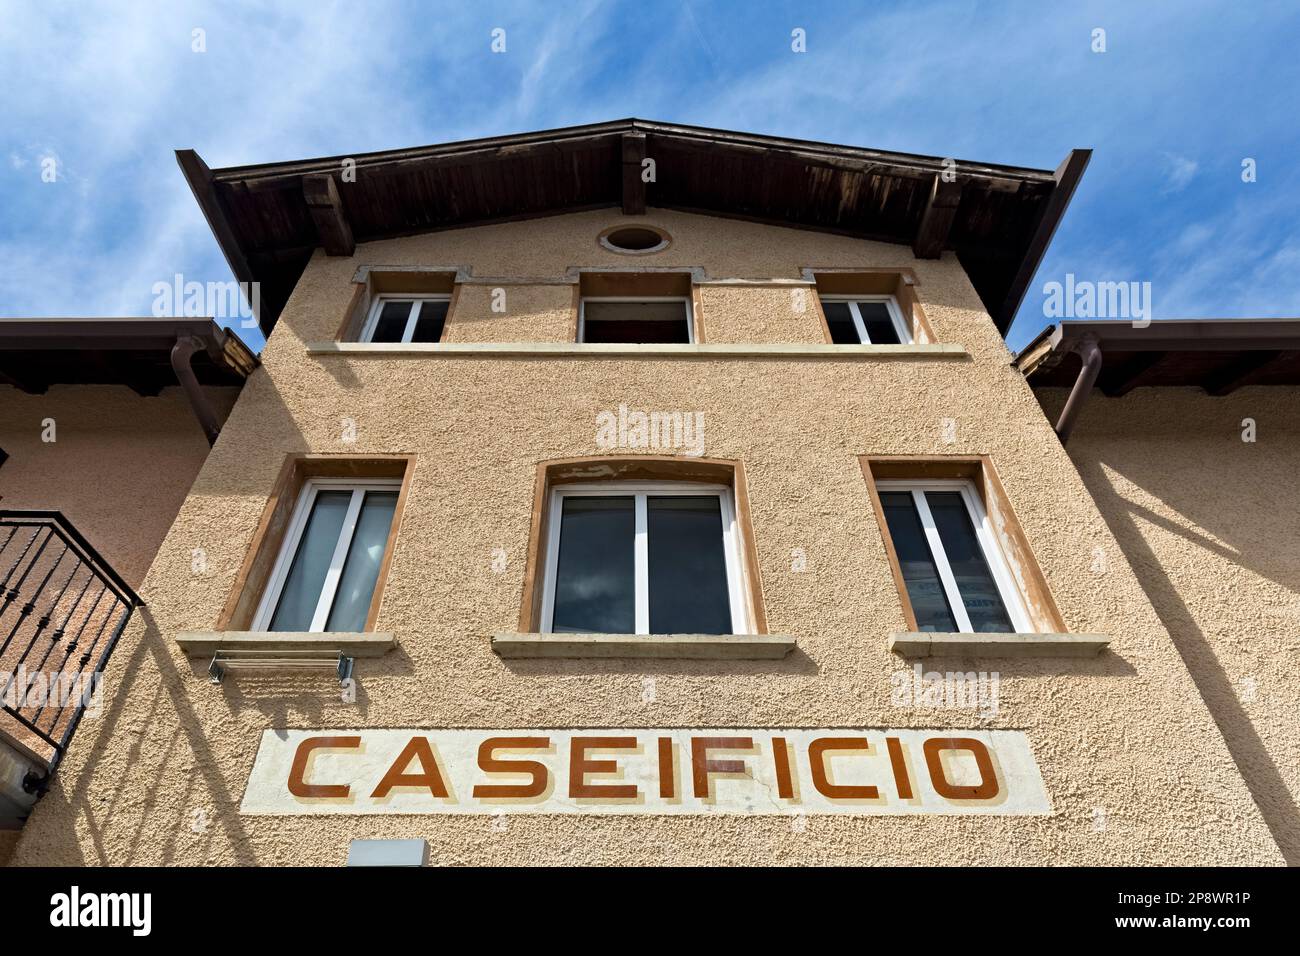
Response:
[876,479,1032,633]
[538,482,749,635]
[251,477,402,633]
[359,294,451,344]
[577,296,695,344]
[819,295,912,345]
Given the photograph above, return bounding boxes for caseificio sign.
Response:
[241,728,1051,815]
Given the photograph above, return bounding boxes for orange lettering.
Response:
[886,736,913,800]
[809,737,878,799]
[658,737,676,799]
[371,736,449,798]
[287,736,360,798]
[473,736,551,798]
[568,736,638,799]
[924,737,999,800]
[772,736,795,799]
[691,736,754,799]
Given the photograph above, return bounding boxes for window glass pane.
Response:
[411,301,449,343]
[552,496,635,633]
[857,301,901,344]
[581,301,690,343]
[269,490,352,632]
[822,301,860,344]
[371,301,413,342]
[324,491,398,632]
[880,491,957,632]
[926,492,1015,633]
[647,496,733,634]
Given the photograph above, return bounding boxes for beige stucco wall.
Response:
[8,209,1284,865]
[1036,385,1300,864]
[0,384,240,586]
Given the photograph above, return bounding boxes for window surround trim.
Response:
[819,294,912,345]
[538,481,749,636]
[577,295,696,344]
[218,455,415,633]
[873,478,1033,634]
[359,294,452,344]
[518,456,767,635]
[859,455,1065,635]
[250,477,403,633]
[806,269,937,345]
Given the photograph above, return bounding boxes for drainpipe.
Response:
[1053,333,1102,444]
[170,334,222,446]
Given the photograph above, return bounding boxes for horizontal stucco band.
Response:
[305,342,969,359]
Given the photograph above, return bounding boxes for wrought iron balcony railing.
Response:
[0,511,141,794]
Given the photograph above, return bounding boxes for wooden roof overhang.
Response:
[0,317,257,395]
[177,119,1090,338]
[1015,319,1300,397]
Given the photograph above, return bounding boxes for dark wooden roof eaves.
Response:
[0,318,258,394]
[179,118,1082,337]
[1015,319,1300,394]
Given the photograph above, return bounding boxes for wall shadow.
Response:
[1077,459,1300,865]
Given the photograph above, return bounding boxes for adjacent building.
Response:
[1018,320,1300,864]
[0,318,254,861]
[3,121,1293,865]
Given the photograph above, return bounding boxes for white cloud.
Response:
[1159,153,1198,194]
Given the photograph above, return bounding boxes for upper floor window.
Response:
[820,295,911,345]
[539,482,748,635]
[360,295,450,344]
[579,297,693,344]
[875,480,1030,634]
[252,478,401,633]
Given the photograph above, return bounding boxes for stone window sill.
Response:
[491,632,795,660]
[889,632,1109,658]
[175,630,396,658]
[307,341,967,360]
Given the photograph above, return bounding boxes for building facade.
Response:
[5,122,1290,866]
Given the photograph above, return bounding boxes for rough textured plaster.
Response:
[1038,386,1300,864]
[0,385,240,586]
[9,210,1283,866]
[443,284,575,344]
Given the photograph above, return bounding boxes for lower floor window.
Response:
[253,479,400,633]
[540,483,748,635]
[877,481,1030,633]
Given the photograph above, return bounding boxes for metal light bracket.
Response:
[208,649,354,686]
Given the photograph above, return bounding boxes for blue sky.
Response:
[3,0,1298,351]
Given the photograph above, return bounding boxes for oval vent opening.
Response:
[600,226,670,254]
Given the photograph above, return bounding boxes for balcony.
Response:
[0,511,140,825]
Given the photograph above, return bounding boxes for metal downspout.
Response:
[170,334,221,446]
[1054,334,1102,444]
